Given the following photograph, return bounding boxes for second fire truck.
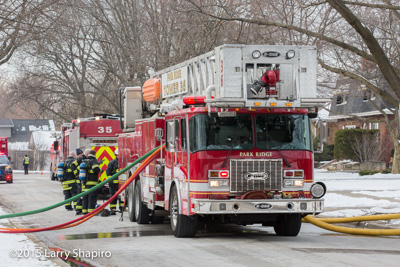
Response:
[118,44,328,237]
[50,115,123,188]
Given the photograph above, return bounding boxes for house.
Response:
[325,77,395,166]
[29,131,58,171]
[1,119,56,170]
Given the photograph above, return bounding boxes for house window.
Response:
[343,125,356,129]
[370,123,379,130]
[336,95,347,105]
[363,90,376,102]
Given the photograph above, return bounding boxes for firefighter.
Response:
[23,155,30,175]
[106,149,123,215]
[62,151,78,211]
[81,150,102,215]
[74,148,86,215]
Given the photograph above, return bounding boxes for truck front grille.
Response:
[230,159,282,193]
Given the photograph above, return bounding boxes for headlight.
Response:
[286,49,295,59]
[283,179,304,187]
[209,179,229,187]
[310,182,326,198]
[252,50,261,59]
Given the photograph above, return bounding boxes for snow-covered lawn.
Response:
[0,208,57,266]
[315,169,400,222]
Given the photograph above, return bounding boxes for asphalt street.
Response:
[0,173,399,267]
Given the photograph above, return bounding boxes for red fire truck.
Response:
[50,115,123,187]
[118,44,328,237]
[0,137,8,156]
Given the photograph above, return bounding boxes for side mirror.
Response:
[53,141,59,151]
[314,121,327,154]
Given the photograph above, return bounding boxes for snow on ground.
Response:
[0,170,399,265]
[315,169,400,224]
[0,208,57,266]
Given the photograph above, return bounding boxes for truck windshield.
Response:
[255,114,311,150]
[189,114,253,152]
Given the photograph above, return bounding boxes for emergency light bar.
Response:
[183,96,207,105]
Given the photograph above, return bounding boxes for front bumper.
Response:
[191,198,324,215]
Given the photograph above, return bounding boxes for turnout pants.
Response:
[63,181,77,210]
[82,182,98,214]
[109,183,123,211]
[75,179,83,212]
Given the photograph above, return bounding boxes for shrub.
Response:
[359,170,379,176]
[381,169,392,174]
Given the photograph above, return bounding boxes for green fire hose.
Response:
[0,146,160,219]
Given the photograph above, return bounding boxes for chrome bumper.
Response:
[191,198,324,215]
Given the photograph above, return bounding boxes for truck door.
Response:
[165,116,189,214]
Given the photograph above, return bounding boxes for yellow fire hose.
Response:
[303,214,400,236]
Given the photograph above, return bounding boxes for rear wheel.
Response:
[6,178,13,183]
[134,181,150,224]
[170,186,197,237]
[127,183,136,222]
[274,214,302,236]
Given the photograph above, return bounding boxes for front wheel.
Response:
[134,181,150,224]
[170,186,197,237]
[127,183,136,222]
[273,214,302,236]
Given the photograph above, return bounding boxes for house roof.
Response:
[329,78,393,117]
[0,119,14,127]
[9,119,56,142]
[29,131,58,151]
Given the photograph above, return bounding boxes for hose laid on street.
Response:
[0,146,161,233]
[312,213,400,223]
[0,146,160,220]
[303,215,400,236]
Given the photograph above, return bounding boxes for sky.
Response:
[0,169,399,266]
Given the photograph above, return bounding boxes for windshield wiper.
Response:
[277,149,292,167]
[221,134,240,168]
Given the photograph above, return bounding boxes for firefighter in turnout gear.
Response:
[74,148,86,215]
[81,150,102,214]
[106,149,122,215]
[62,151,78,211]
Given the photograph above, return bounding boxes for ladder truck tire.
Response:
[134,181,150,224]
[273,214,302,236]
[170,185,198,237]
[127,183,137,222]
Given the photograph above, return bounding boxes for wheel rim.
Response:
[135,186,140,219]
[171,193,178,230]
[128,186,132,215]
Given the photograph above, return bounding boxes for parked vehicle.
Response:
[0,154,13,183]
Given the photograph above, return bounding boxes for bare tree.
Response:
[351,130,384,163]
[184,0,400,173]
[0,0,61,66]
